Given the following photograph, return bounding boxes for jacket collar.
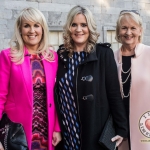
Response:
[118,43,145,64]
[59,45,98,66]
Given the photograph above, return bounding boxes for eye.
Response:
[131,27,136,30]
[81,23,87,27]
[71,23,76,27]
[24,24,30,28]
[34,24,40,28]
[121,27,127,29]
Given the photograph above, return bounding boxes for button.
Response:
[49,104,52,107]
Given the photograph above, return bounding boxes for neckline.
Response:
[122,55,135,57]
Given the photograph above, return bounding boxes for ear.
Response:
[139,27,143,36]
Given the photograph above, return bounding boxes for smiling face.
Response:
[20,19,43,52]
[119,16,142,48]
[70,14,89,51]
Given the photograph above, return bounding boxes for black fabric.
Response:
[122,55,134,150]
[0,114,28,150]
[54,43,128,150]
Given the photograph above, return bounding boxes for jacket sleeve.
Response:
[54,112,61,131]
[105,48,128,138]
[0,49,11,119]
[53,51,61,132]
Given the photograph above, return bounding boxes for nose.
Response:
[126,29,132,35]
[29,27,35,33]
[76,25,82,32]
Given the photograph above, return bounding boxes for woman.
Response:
[0,7,61,150]
[114,10,150,150]
[54,5,128,150]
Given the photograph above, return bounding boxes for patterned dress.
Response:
[30,54,48,150]
[58,51,86,150]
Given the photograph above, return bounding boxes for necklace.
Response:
[121,67,131,98]
[121,71,131,84]
[121,79,131,98]
[121,67,131,74]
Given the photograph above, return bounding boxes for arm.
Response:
[0,49,11,118]
[52,51,61,146]
[105,48,128,143]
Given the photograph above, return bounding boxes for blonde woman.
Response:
[114,10,150,150]
[0,7,61,150]
[54,5,128,150]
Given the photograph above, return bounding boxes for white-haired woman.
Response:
[54,5,128,150]
[114,10,150,150]
[0,7,61,150]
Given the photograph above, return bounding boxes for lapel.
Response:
[134,43,145,58]
[82,45,98,64]
[116,43,145,98]
[20,47,33,106]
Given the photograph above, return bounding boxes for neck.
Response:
[25,45,39,54]
[121,44,137,56]
[73,43,86,52]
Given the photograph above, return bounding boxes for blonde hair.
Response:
[115,11,143,43]
[9,7,54,64]
[63,5,99,56]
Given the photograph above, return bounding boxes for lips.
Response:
[75,34,84,38]
[28,35,37,39]
[124,36,133,40]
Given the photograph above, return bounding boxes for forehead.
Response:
[21,18,39,24]
[120,16,140,27]
[72,14,87,22]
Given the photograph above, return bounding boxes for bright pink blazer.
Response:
[0,47,60,150]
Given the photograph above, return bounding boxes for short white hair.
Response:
[115,12,143,43]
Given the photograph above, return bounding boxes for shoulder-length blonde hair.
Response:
[115,11,143,43]
[63,5,99,56]
[9,7,54,64]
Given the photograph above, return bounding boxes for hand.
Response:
[0,142,4,150]
[52,131,62,146]
[111,135,123,147]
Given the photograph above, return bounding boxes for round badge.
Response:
[139,111,150,138]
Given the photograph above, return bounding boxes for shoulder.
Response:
[97,42,111,48]
[57,44,69,59]
[0,48,11,58]
[96,43,112,51]
[96,43,113,55]
[0,48,11,55]
[113,49,120,57]
[142,43,150,50]
[57,44,66,54]
[0,48,11,64]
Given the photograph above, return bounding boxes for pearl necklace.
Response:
[121,67,131,98]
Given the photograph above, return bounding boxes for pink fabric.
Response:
[114,43,150,150]
[0,47,60,150]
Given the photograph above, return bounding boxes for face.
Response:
[70,14,89,50]
[119,17,142,47]
[20,19,43,51]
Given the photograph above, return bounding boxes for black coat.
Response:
[55,43,128,150]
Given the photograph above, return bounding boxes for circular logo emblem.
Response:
[139,111,150,138]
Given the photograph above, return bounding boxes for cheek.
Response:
[119,30,124,36]
[38,28,43,35]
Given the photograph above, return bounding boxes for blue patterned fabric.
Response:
[58,51,86,150]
